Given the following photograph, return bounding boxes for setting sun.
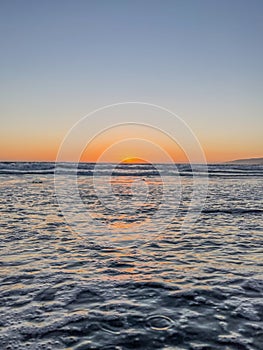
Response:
[121,157,148,164]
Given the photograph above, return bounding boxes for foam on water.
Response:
[0,163,262,349]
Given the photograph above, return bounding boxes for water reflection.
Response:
[0,169,262,349]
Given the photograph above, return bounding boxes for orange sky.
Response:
[0,128,261,163]
[79,125,187,163]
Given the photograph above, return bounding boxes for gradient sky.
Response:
[1,0,262,162]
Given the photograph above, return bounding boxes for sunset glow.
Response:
[0,1,262,163]
[121,158,148,164]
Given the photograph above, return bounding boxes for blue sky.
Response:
[0,0,262,161]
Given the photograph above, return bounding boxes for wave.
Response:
[202,208,263,215]
[0,162,262,177]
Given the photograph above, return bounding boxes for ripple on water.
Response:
[146,315,174,331]
[0,171,263,349]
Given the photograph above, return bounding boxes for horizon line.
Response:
[0,159,262,164]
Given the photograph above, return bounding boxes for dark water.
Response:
[0,162,262,350]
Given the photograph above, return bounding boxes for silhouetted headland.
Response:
[227,157,263,165]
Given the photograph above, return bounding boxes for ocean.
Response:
[0,162,262,350]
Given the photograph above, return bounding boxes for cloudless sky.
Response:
[0,0,262,162]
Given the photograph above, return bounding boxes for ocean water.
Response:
[0,162,262,350]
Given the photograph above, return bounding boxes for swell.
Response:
[0,162,263,177]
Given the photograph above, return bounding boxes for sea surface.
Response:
[0,162,262,350]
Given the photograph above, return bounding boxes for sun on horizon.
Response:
[121,157,148,164]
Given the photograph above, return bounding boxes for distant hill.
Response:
[228,157,263,165]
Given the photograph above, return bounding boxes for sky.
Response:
[0,0,262,163]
